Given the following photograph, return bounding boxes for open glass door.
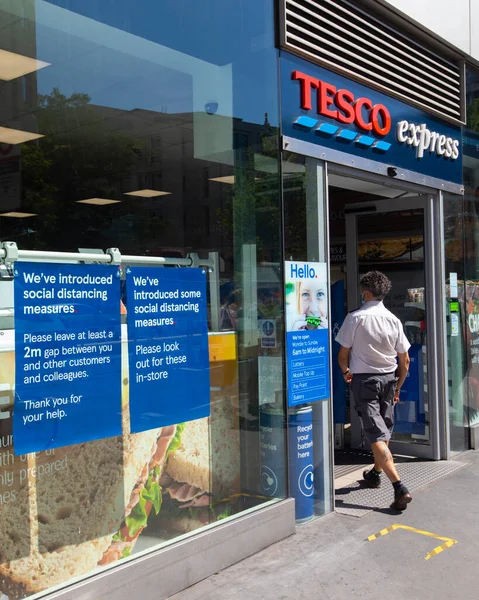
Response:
[345,196,442,460]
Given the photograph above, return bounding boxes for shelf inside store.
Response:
[358,260,424,269]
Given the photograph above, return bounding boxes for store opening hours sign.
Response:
[13,263,122,455]
[126,267,210,433]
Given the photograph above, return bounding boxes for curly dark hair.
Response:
[360,271,392,300]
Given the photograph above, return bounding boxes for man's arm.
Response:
[338,346,353,383]
[395,351,411,401]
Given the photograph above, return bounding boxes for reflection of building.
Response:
[2,98,278,274]
[0,1,40,214]
[85,106,235,255]
[89,106,276,256]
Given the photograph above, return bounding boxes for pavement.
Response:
[170,450,479,600]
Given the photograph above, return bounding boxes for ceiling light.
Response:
[76,198,121,205]
[124,189,171,198]
[0,127,44,145]
[0,50,50,81]
[209,176,235,185]
[209,176,261,185]
[0,212,37,218]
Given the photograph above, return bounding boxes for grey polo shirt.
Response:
[335,301,411,374]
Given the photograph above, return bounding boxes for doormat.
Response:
[335,460,468,518]
[334,449,416,479]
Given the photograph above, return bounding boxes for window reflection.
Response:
[0,1,286,598]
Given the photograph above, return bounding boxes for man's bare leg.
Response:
[374,441,388,473]
[370,441,400,483]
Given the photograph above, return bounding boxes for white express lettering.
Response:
[396,120,459,160]
[396,119,408,142]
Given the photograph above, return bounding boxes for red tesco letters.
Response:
[292,70,391,136]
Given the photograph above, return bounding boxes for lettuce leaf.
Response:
[143,475,162,515]
[111,422,185,543]
[166,423,186,458]
[125,476,162,538]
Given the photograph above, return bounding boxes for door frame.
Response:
[343,194,447,460]
[282,143,452,460]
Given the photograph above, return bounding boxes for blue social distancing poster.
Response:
[13,262,122,455]
[125,267,210,433]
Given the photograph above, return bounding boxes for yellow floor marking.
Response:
[425,539,457,561]
[367,524,458,560]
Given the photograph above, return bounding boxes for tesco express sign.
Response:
[292,70,460,161]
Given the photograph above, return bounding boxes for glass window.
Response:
[462,67,479,436]
[0,1,285,598]
[443,192,468,452]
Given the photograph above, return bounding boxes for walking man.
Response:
[336,271,412,510]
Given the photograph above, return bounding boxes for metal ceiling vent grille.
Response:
[281,0,463,123]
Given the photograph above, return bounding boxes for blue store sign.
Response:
[281,53,462,185]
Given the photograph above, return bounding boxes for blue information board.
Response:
[285,261,331,407]
[126,267,210,433]
[286,329,330,406]
[13,263,122,455]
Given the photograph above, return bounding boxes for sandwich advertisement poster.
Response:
[0,327,219,599]
[285,261,330,406]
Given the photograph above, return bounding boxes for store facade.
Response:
[280,46,463,461]
[276,0,468,461]
[0,1,475,599]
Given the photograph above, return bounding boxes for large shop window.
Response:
[459,67,479,441]
[0,1,285,598]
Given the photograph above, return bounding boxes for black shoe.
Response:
[390,487,412,511]
[362,468,381,488]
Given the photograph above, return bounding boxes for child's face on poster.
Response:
[300,280,327,317]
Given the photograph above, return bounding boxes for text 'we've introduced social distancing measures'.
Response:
[12,261,211,454]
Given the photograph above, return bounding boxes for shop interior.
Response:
[327,173,434,482]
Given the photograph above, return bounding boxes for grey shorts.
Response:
[350,373,398,444]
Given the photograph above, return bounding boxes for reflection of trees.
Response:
[14,89,167,251]
[283,170,307,259]
[467,97,479,132]
[215,149,281,262]
[215,159,307,263]
[216,118,282,266]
